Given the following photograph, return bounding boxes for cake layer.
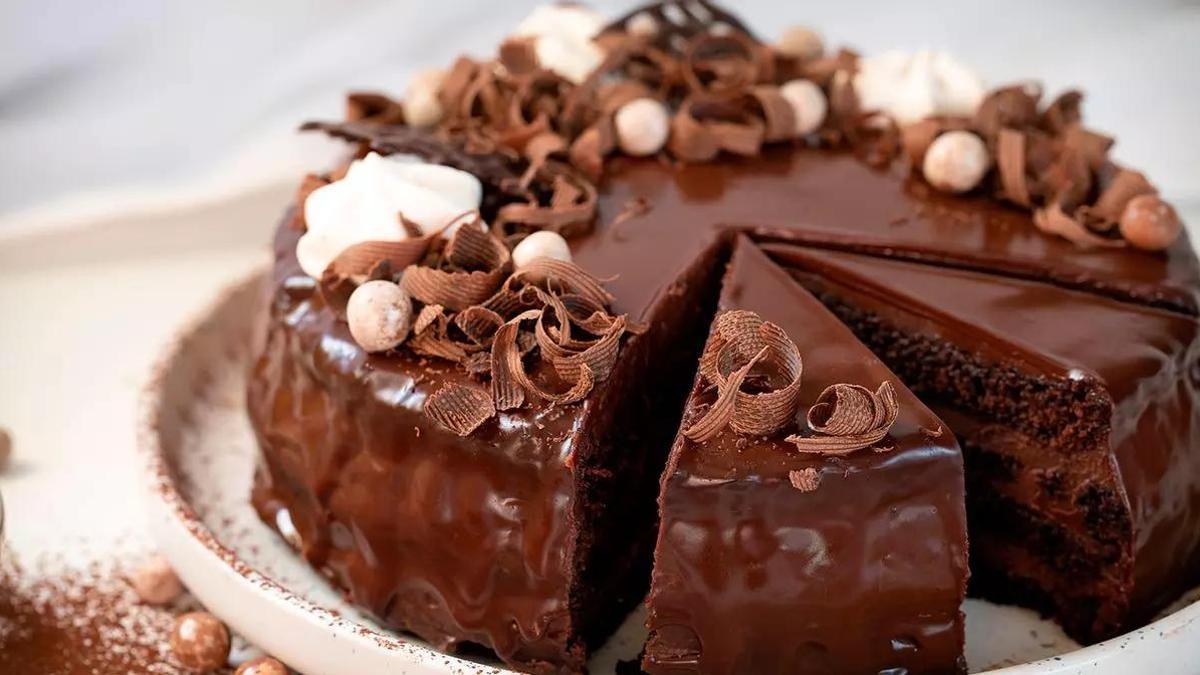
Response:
[643,239,968,674]
[765,243,1200,639]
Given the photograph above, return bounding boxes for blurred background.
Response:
[1,0,1198,237]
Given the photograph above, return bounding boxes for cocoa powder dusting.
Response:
[0,557,232,674]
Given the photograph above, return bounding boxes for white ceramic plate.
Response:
[140,270,1200,675]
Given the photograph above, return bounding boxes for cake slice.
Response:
[764,242,1200,642]
[644,238,968,674]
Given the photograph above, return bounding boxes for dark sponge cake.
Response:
[765,243,1200,641]
[643,239,968,674]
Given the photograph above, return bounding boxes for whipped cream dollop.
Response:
[297,152,483,279]
[853,50,987,125]
[512,4,607,84]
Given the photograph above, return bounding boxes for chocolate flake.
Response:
[787,381,899,455]
[425,383,496,436]
[788,467,821,492]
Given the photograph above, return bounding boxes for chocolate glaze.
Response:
[643,239,968,675]
[249,133,1200,671]
[765,244,1200,639]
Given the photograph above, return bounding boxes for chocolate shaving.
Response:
[424,383,496,436]
[787,381,899,455]
[748,86,796,142]
[788,468,821,493]
[1033,203,1125,249]
[494,167,598,239]
[512,258,615,309]
[683,310,803,441]
[995,129,1031,207]
[345,92,405,125]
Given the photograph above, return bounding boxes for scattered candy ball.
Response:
[235,656,289,675]
[513,231,573,271]
[402,68,446,128]
[614,98,671,157]
[0,427,11,472]
[922,130,990,194]
[170,612,230,672]
[776,25,824,61]
[129,555,183,606]
[1120,194,1181,251]
[347,280,414,353]
[779,79,828,137]
[626,11,658,37]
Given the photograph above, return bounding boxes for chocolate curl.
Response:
[494,169,598,237]
[974,83,1042,138]
[327,236,434,283]
[400,221,511,311]
[749,86,797,143]
[498,37,539,77]
[569,117,616,181]
[1033,203,1125,249]
[787,381,899,455]
[408,305,470,362]
[996,129,1031,207]
[425,383,496,436]
[669,103,720,161]
[669,97,766,161]
[1041,90,1083,134]
[683,346,767,442]
[453,306,505,347]
[681,32,764,98]
[536,310,627,383]
[346,92,405,125]
[512,258,615,309]
[491,310,541,410]
[684,310,804,441]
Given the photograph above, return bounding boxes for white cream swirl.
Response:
[296,152,482,279]
[853,49,987,125]
[512,4,607,84]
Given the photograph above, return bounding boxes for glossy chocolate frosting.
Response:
[643,239,968,674]
[765,244,1200,637]
[249,124,1200,671]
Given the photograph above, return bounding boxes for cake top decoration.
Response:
[682,309,900,454]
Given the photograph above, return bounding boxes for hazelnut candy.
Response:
[347,280,413,353]
[779,79,828,137]
[615,98,670,157]
[402,68,446,128]
[129,555,183,605]
[627,12,658,37]
[170,612,230,672]
[235,656,289,675]
[1120,194,1181,251]
[512,231,572,271]
[777,26,824,61]
[922,130,990,193]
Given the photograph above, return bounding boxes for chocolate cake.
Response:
[244,2,1199,672]
[643,239,968,674]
